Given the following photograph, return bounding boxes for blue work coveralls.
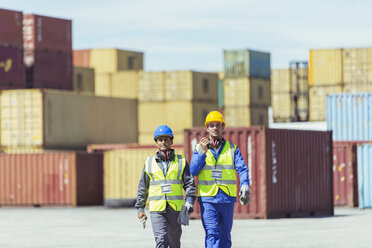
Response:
[190,139,249,248]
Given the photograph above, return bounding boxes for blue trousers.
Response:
[200,202,235,248]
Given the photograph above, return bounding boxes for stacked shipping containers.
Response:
[73,48,143,98]
[0,8,24,89]
[23,14,73,89]
[223,49,270,126]
[327,93,372,208]
[73,66,95,93]
[138,70,218,144]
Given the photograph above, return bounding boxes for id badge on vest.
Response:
[161,184,172,194]
[211,169,223,179]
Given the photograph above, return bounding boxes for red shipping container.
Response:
[184,127,334,219]
[25,49,73,90]
[0,8,23,47]
[23,14,72,52]
[0,46,24,87]
[73,50,90,67]
[0,152,103,206]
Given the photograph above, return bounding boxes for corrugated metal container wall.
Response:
[343,48,372,84]
[344,82,372,93]
[23,14,72,52]
[224,49,271,78]
[309,85,343,121]
[271,68,308,93]
[73,66,95,93]
[327,93,372,141]
[224,106,268,127]
[0,152,103,206]
[0,47,24,87]
[89,49,143,73]
[0,8,23,47]
[139,71,166,101]
[94,73,112,96]
[73,50,90,67]
[309,49,343,86]
[184,127,333,219]
[224,77,271,107]
[103,145,184,207]
[272,93,308,122]
[333,142,358,207]
[0,89,138,151]
[25,50,73,90]
[165,71,218,102]
[111,70,139,99]
[357,144,372,208]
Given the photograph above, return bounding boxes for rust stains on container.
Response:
[184,127,333,219]
[0,152,103,206]
[0,47,24,87]
[332,142,359,207]
[0,8,23,47]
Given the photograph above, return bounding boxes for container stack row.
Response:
[222,49,271,126]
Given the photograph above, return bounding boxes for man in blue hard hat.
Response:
[135,125,197,248]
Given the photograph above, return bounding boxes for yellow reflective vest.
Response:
[145,154,186,212]
[198,141,237,197]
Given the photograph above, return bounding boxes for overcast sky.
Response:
[2,0,372,71]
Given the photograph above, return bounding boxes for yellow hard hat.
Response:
[205,111,225,127]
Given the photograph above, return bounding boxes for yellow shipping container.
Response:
[73,66,95,93]
[309,85,343,121]
[166,71,218,102]
[103,145,184,205]
[95,73,112,97]
[271,68,308,93]
[343,47,372,84]
[139,71,166,101]
[0,89,138,150]
[224,106,268,127]
[309,49,343,86]
[224,77,271,107]
[272,93,308,122]
[89,48,143,73]
[344,82,372,93]
[139,101,218,134]
[111,71,140,99]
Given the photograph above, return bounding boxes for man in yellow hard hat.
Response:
[135,125,197,248]
[190,111,250,248]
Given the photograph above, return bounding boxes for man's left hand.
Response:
[239,185,251,206]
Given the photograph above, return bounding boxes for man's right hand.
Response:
[199,137,210,154]
[138,212,147,219]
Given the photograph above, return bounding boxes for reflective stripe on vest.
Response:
[198,141,237,197]
[145,154,185,212]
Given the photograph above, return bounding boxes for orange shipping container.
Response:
[73,50,90,67]
[0,152,103,206]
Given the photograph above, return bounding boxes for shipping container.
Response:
[327,93,372,141]
[344,82,372,93]
[184,127,333,219]
[0,89,138,150]
[0,47,24,87]
[139,71,166,101]
[73,49,90,67]
[218,72,224,108]
[73,66,94,93]
[224,49,270,78]
[357,143,372,208]
[224,77,271,107]
[0,8,23,47]
[103,145,184,207]
[309,49,343,86]
[224,106,268,127]
[25,49,73,90]
[333,142,358,207]
[343,48,372,84]
[272,93,308,122]
[0,152,103,206]
[166,71,218,102]
[139,101,217,134]
[271,68,308,93]
[94,72,112,96]
[309,85,343,121]
[111,70,140,99]
[89,48,143,73]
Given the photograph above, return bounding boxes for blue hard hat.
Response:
[154,125,174,141]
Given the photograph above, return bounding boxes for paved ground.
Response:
[0,207,371,247]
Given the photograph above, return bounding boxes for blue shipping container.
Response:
[357,144,372,208]
[327,93,372,141]
[223,49,270,78]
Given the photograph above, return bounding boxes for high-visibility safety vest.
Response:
[145,154,186,212]
[198,141,237,197]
